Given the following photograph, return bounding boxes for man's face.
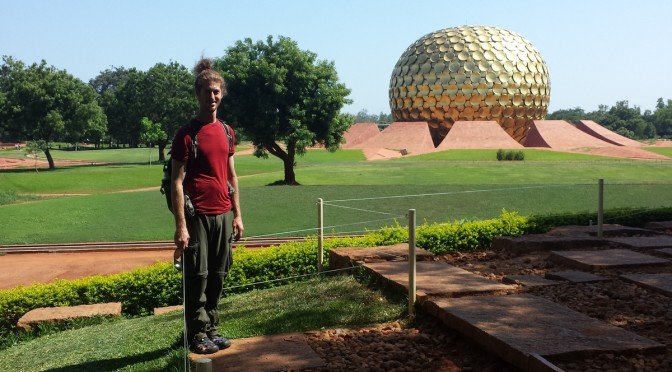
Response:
[197,81,223,114]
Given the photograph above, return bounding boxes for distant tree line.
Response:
[548,99,672,140]
[353,109,393,125]
[0,36,352,180]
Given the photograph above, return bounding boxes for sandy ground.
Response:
[0,250,172,289]
[0,157,98,170]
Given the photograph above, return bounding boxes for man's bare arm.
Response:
[171,158,190,252]
[228,155,244,240]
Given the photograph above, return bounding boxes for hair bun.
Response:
[194,58,214,74]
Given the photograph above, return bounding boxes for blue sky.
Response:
[1,0,670,115]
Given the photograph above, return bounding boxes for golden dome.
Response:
[389,26,550,145]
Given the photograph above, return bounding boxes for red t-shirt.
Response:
[172,119,235,215]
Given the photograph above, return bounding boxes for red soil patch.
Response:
[0,157,95,170]
[436,121,523,149]
[0,250,172,289]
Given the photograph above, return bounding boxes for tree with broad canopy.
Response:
[0,56,106,169]
[215,36,352,185]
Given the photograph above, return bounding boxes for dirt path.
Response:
[0,250,172,289]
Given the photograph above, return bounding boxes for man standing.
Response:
[171,58,244,354]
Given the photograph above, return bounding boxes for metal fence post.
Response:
[408,209,416,317]
[318,198,324,273]
[193,358,212,372]
[598,179,604,239]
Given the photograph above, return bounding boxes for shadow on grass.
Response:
[44,336,184,372]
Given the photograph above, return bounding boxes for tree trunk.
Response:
[283,157,297,185]
[265,141,299,185]
[44,148,55,169]
[158,140,167,163]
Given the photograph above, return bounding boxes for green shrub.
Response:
[2,207,670,333]
[416,210,530,254]
[0,227,406,333]
[496,149,524,161]
[527,206,672,233]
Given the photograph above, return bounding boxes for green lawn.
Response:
[0,275,404,371]
[644,146,672,157]
[2,183,670,244]
[1,147,671,244]
[408,148,615,161]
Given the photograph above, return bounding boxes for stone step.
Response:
[545,270,609,283]
[657,248,672,257]
[154,305,182,315]
[607,235,672,249]
[620,273,672,297]
[550,249,670,270]
[423,294,664,371]
[17,302,122,330]
[189,333,324,371]
[329,244,434,270]
[503,274,562,287]
[362,260,514,300]
[644,221,672,233]
[548,224,658,237]
[492,234,605,254]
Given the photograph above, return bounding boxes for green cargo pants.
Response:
[184,211,234,340]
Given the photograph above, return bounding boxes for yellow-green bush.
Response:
[5,207,667,333]
[417,211,530,254]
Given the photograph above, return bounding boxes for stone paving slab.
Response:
[329,244,433,270]
[545,270,609,283]
[657,248,672,257]
[644,221,672,232]
[620,273,672,297]
[362,260,513,299]
[423,294,664,371]
[548,224,657,237]
[154,305,182,315]
[550,249,670,270]
[607,235,672,249]
[503,274,562,287]
[189,333,324,371]
[492,234,605,254]
[17,302,121,330]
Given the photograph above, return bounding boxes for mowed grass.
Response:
[1,148,671,244]
[2,183,671,244]
[408,148,615,161]
[0,275,404,371]
[644,146,672,158]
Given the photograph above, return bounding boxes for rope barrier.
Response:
[323,184,570,203]
[322,202,400,216]
[223,265,358,291]
[240,215,405,240]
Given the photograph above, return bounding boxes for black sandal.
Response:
[207,332,231,349]
[191,335,219,354]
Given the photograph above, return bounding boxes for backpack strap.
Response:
[220,120,234,152]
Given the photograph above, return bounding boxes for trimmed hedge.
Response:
[0,229,406,333]
[417,211,529,254]
[2,207,671,333]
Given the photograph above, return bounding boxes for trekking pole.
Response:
[175,254,190,372]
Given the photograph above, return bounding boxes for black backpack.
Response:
[160,121,234,214]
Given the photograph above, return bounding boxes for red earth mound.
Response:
[436,121,523,149]
[524,120,616,149]
[576,120,643,147]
